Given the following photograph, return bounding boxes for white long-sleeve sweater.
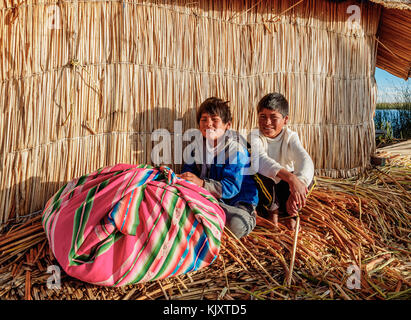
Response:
[249,127,314,186]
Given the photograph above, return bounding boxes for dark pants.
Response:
[218,201,256,239]
[254,173,313,218]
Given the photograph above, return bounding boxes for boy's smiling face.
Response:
[199,112,231,142]
[258,108,289,139]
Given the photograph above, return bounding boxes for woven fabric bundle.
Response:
[42,164,225,286]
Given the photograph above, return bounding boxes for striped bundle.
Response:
[41,164,225,286]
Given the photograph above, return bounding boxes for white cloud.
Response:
[377,87,399,103]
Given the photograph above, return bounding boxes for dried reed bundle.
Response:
[0,155,409,300]
[375,8,411,80]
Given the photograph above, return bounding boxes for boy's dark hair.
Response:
[257,93,289,117]
[196,97,232,124]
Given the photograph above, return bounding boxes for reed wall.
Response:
[376,7,411,80]
[0,0,381,224]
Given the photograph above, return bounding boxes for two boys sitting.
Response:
[178,93,314,238]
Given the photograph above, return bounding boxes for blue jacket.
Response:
[182,136,259,207]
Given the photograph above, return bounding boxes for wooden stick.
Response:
[287,179,316,287]
[287,215,300,287]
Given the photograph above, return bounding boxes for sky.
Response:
[375,68,409,103]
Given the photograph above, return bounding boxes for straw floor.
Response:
[0,152,409,300]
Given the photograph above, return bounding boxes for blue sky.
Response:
[375,68,409,103]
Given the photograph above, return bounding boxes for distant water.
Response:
[374,109,411,139]
[375,109,402,121]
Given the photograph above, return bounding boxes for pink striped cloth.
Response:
[42,164,226,286]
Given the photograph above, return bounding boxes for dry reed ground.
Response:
[0,151,409,300]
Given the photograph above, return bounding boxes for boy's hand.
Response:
[276,169,308,210]
[285,197,300,230]
[286,196,300,217]
[178,172,204,188]
[288,175,308,210]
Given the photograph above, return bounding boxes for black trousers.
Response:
[253,173,313,218]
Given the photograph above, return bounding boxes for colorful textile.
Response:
[42,164,226,286]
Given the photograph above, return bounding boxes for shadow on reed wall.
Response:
[0,178,63,229]
[130,106,198,173]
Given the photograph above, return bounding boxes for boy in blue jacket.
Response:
[178,97,258,238]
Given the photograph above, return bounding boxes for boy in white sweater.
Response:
[250,93,314,230]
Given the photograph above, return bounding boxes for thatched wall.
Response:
[375,7,411,80]
[0,0,381,224]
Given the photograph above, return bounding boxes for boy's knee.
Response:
[226,212,256,239]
